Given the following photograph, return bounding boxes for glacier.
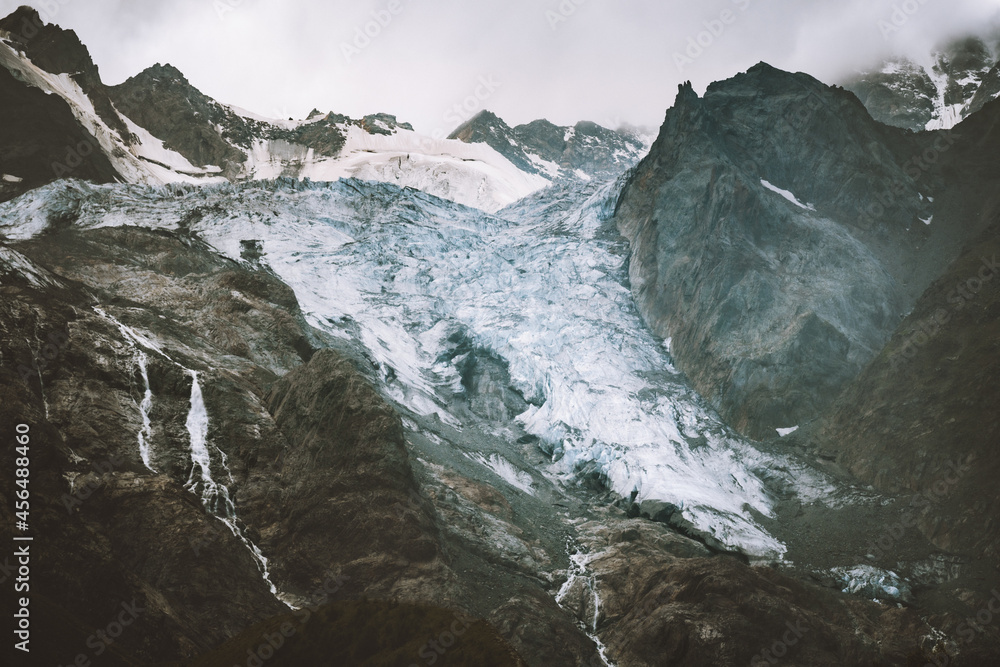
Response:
[0,176,846,559]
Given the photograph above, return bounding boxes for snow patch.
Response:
[761,179,815,211]
[468,453,535,495]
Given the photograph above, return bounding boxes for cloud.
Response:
[30,0,1000,133]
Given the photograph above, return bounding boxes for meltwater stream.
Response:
[93,307,282,600]
[556,541,615,667]
[136,352,155,470]
[183,370,280,599]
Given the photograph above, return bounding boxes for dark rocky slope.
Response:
[0,206,602,665]
[108,63,416,179]
[0,7,126,202]
[188,599,527,667]
[613,63,995,439]
[0,6,130,140]
[809,215,1000,564]
[4,179,996,665]
[0,64,121,202]
[777,96,1000,571]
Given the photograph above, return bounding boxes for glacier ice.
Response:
[0,176,851,558]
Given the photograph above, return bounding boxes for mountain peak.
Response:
[673,80,700,108]
[126,62,190,86]
[0,6,94,76]
[2,5,42,29]
[447,109,513,143]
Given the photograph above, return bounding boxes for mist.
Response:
[16,0,1000,133]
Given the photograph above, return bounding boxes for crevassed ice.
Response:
[189,180,784,557]
[9,179,803,557]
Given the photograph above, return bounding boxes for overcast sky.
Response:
[15,0,1000,134]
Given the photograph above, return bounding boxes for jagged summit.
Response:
[136,62,188,81]
[448,108,648,180]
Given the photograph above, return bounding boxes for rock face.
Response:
[614,64,961,438]
[812,217,1000,563]
[964,60,1000,118]
[0,6,130,139]
[2,169,998,665]
[259,348,443,601]
[0,7,126,201]
[448,109,649,180]
[5,7,1000,665]
[0,182,607,666]
[844,58,939,131]
[0,63,121,201]
[843,35,999,131]
[0,228,308,664]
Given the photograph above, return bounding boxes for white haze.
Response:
[13,0,1000,133]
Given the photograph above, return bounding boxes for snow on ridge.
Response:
[526,152,563,180]
[292,125,550,213]
[119,112,227,183]
[0,40,544,213]
[0,246,60,288]
[761,179,816,211]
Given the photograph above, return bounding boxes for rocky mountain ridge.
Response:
[843,33,1000,131]
[448,109,650,181]
[0,7,647,213]
[2,4,1000,666]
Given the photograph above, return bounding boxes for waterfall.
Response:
[94,305,285,603]
[136,351,155,471]
[555,541,616,667]
[183,370,281,600]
